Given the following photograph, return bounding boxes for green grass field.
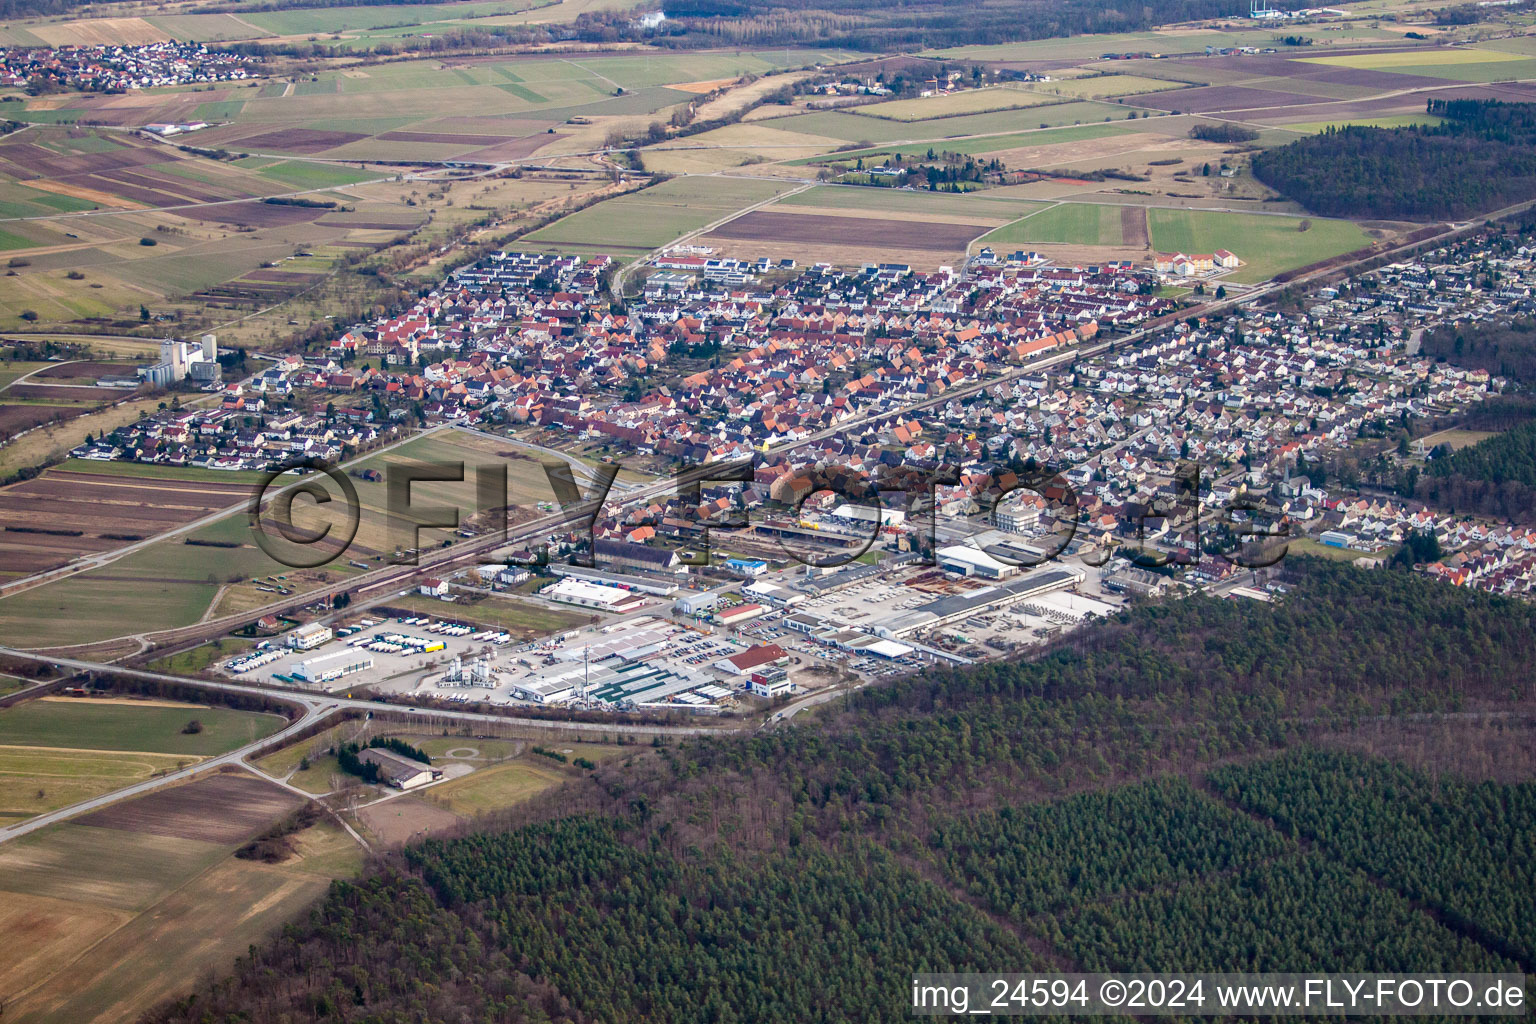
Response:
[424,759,566,816]
[0,699,281,755]
[387,592,593,636]
[1146,208,1373,283]
[145,637,255,676]
[0,745,191,819]
[795,121,1136,165]
[980,202,1126,246]
[1272,114,1447,134]
[524,176,793,252]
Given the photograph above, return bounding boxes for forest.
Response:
[143,561,1536,1023]
[1417,419,1536,520]
[1252,100,1536,220]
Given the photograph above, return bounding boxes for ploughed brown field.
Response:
[709,210,987,252]
[74,772,302,844]
[374,130,511,145]
[244,269,327,284]
[35,361,139,380]
[1142,85,1330,113]
[0,403,79,436]
[0,139,165,181]
[0,468,250,577]
[1121,205,1150,248]
[7,383,123,402]
[458,134,560,162]
[229,128,368,154]
[177,200,328,226]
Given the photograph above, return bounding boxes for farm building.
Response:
[359,748,442,790]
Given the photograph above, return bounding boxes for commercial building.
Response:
[289,649,374,685]
[594,537,682,573]
[544,576,649,612]
[715,602,766,626]
[673,590,721,615]
[992,495,1043,533]
[715,643,790,677]
[876,565,1087,637]
[552,563,679,596]
[286,622,333,650]
[725,557,769,577]
[139,334,219,386]
[936,544,1019,580]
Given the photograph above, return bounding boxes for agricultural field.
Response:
[0,459,256,582]
[523,175,795,255]
[795,120,1139,165]
[0,426,568,646]
[1145,207,1374,282]
[1273,113,1448,134]
[0,771,360,1024]
[760,100,1136,143]
[1015,73,1187,100]
[854,85,1083,121]
[981,202,1133,247]
[0,697,281,754]
[1296,46,1533,71]
[0,128,406,330]
[697,184,1040,268]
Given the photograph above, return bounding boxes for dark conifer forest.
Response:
[1252,100,1536,220]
